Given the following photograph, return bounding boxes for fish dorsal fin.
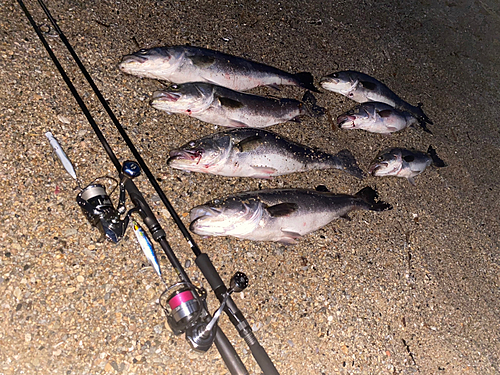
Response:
[236,135,264,152]
[315,185,330,192]
[377,109,393,118]
[359,80,378,91]
[189,54,216,67]
[218,96,245,109]
[403,155,415,163]
[265,202,298,217]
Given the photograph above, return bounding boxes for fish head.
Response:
[320,72,357,95]
[119,47,181,78]
[337,104,374,129]
[167,133,231,173]
[189,197,263,237]
[150,83,214,114]
[368,148,404,177]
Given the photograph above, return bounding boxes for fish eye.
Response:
[188,141,196,147]
[138,49,148,54]
[331,73,338,78]
[213,199,220,205]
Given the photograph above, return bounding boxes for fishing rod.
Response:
[17,0,280,374]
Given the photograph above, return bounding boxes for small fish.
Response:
[119,45,319,92]
[337,102,419,134]
[369,146,446,185]
[167,128,364,179]
[150,83,324,128]
[319,71,433,126]
[189,186,392,244]
[131,219,162,278]
[45,131,77,180]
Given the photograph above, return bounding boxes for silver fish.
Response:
[337,102,418,134]
[369,146,446,185]
[168,128,364,179]
[119,46,318,92]
[319,71,432,128]
[189,186,392,244]
[150,83,324,128]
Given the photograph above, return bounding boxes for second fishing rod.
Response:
[20,0,280,374]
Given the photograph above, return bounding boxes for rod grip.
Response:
[214,327,249,375]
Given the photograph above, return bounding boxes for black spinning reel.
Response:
[76,161,141,243]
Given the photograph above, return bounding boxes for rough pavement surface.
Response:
[1,0,499,374]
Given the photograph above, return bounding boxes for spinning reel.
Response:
[76,161,141,243]
[160,272,249,352]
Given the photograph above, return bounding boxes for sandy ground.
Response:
[1,0,499,374]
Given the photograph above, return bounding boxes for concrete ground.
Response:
[1,0,499,374]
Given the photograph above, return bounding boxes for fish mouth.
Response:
[152,91,181,102]
[369,162,387,175]
[168,149,203,163]
[337,114,356,128]
[120,54,148,65]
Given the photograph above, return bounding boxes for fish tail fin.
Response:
[414,102,434,125]
[333,149,365,179]
[300,91,326,117]
[294,72,320,92]
[427,145,446,167]
[355,186,392,211]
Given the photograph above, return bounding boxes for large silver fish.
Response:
[189,186,392,244]
[119,46,318,92]
[168,128,364,179]
[319,71,433,128]
[150,83,324,128]
[369,146,446,185]
[337,102,418,134]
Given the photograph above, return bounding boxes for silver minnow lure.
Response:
[45,131,77,180]
[167,128,364,179]
[131,219,162,278]
[189,186,392,244]
[150,83,322,128]
[337,102,418,134]
[369,146,446,185]
[320,70,432,128]
[119,45,318,92]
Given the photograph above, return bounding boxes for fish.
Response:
[167,128,364,179]
[336,102,419,134]
[150,83,324,128]
[131,219,162,278]
[119,45,319,92]
[368,146,446,185]
[319,71,433,127]
[189,186,392,244]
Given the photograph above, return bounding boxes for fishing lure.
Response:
[45,131,77,180]
[131,219,162,278]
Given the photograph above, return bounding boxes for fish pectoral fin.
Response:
[249,165,277,178]
[227,120,249,128]
[340,214,352,221]
[188,54,216,67]
[377,109,393,118]
[218,96,245,109]
[278,230,302,245]
[407,177,416,185]
[359,80,378,91]
[265,202,298,217]
[236,135,265,152]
